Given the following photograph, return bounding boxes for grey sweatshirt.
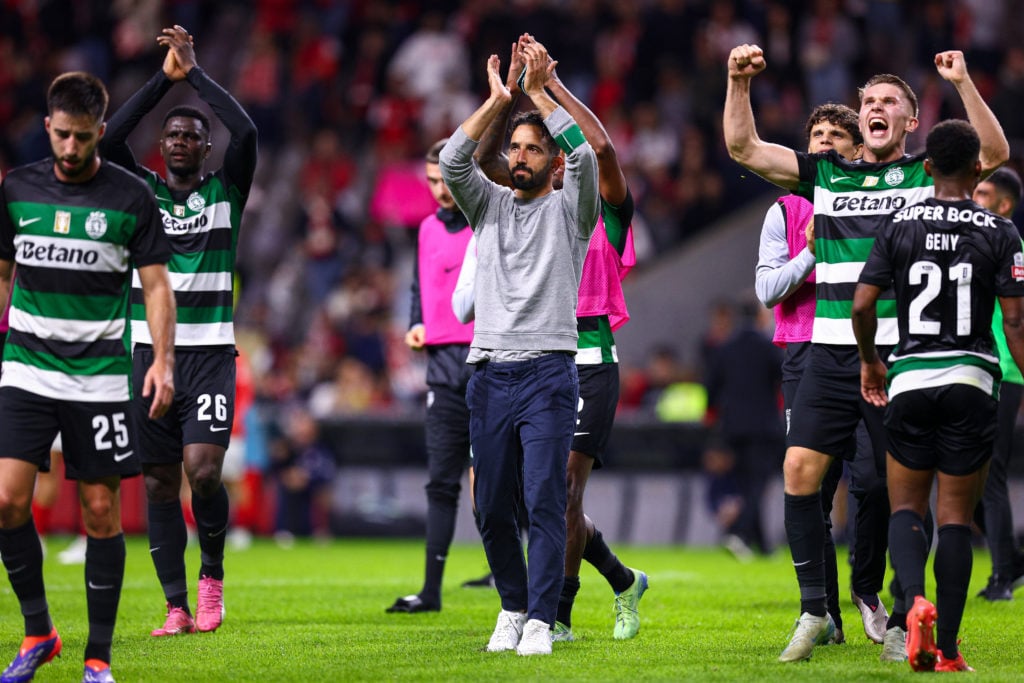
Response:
[439,106,599,361]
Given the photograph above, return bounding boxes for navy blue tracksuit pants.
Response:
[467,353,578,626]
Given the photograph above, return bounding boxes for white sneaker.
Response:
[57,535,88,565]
[486,610,526,652]
[778,612,835,662]
[516,619,552,656]
[851,592,888,644]
[880,626,908,662]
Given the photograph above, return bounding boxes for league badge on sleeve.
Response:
[1012,252,1024,281]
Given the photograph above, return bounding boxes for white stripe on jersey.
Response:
[14,235,129,273]
[812,185,935,218]
[0,361,129,402]
[575,345,618,365]
[813,316,898,346]
[158,200,233,235]
[888,364,995,400]
[816,261,866,284]
[131,319,235,346]
[132,270,233,292]
[10,307,125,342]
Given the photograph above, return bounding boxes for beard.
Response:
[509,161,551,192]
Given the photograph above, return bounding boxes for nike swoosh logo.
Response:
[573,432,590,436]
[149,547,160,554]
[210,426,229,432]
[207,527,228,538]
[113,450,134,462]
[18,217,41,227]
[829,176,851,183]
[7,564,27,575]
[793,560,811,567]
[88,581,114,590]
[444,265,459,273]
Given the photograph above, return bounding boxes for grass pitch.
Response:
[1,537,1021,681]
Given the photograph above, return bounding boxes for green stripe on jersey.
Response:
[815,298,897,320]
[7,201,138,245]
[4,342,127,377]
[167,249,235,274]
[577,315,617,364]
[19,290,124,322]
[131,302,233,325]
[816,237,874,264]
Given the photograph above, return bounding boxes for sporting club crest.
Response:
[84,210,108,239]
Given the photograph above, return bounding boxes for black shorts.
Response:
[787,345,886,464]
[0,386,140,479]
[885,384,997,476]
[133,345,236,463]
[571,363,620,468]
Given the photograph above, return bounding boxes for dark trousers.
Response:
[975,381,1023,578]
[424,382,472,550]
[467,353,577,626]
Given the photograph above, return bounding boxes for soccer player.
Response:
[724,43,1009,662]
[0,70,175,683]
[471,33,645,642]
[852,119,1024,672]
[756,103,896,647]
[385,138,476,614]
[99,25,257,636]
[439,44,598,656]
[970,166,1024,600]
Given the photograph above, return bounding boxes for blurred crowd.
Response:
[3,0,1024,441]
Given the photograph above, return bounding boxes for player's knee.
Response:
[425,481,459,508]
[0,490,32,527]
[189,467,222,499]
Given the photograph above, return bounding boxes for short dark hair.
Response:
[859,73,919,117]
[804,103,862,146]
[986,166,1023,206]
[47,71,108,121]
[510,110,556,155]
[425,138,448,164]
[925,119,980,177]
[162,105,211,136]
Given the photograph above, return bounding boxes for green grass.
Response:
[1,537,1021,681]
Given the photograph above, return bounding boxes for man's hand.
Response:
[727,44,766,80]
[805,218,815,256]
[934,50,968,85]
[505,35,528,94]
[158,25,197,82]
[142,359,175,419]
[485,54,511,105]
[520,41,554,97]
[404,324,426,351]
[860,359,889,407]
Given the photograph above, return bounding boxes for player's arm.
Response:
[166,27,258,194]
[851,282,888,407]
[0,259,12,312]
[541,48,627,207]
[935,51,1009,175]
[405,247,425,350]
[723,44,800,190]
[1000,296,1024,378]
[474,39,525,189]
[451,235,477,324]
[137,263,176,419]
[100,74,174,174]
[440,56,510,227]
[755,203,815,307]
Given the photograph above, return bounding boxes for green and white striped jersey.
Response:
[130,170,242,346]
[796,150,934,346]
[0,159,170,401]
